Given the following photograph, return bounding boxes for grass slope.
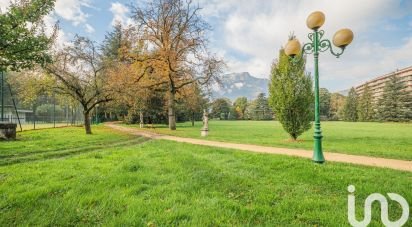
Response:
[0,127,411,226]
[125,121,412,160]
[1,126,135,156]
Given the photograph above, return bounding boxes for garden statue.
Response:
[201,109,209,137]
[139,111,144,128]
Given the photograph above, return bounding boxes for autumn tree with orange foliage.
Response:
[103,24,159,126]
[130,0,225,130]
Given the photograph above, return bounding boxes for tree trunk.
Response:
[168,91,176,130]
[139,111,144,128]
[191,112,195,127]
[84,111,92,134]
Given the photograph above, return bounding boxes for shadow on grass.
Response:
[0,137,151,166]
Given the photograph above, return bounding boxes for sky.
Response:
[1,0,412,92]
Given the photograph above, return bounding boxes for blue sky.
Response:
[2,0,412,92]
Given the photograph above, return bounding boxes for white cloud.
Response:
[110,2,133,27]
[84,23,95,33]
[54,0,91,26]
[0,0,10,12]
[43,13,69,49]
[199,0,411,91]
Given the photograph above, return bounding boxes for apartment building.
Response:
[355,66,412,102]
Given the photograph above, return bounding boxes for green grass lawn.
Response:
[19,123,74,131]
[124,121,412,160]
[0,126,411,226]
[0,126,148,166]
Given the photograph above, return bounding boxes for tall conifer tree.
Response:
[358,84,374,121]
[269,49,313,140]
[377,75,411,121]
[343,87,358,122]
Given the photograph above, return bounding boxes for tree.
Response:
[7,69,54,104]
[233,97,248,120]
[246,93,273,120]
[330,93,346,120]
[131,0,224,130]
[319,88,331,119]
[358,84,374,121]
[35,104,63,121]
[102,24,156,126]
[211,98,230,120]
[269,49,313,140]
[101,23,124,62]
[0,0,56,72]
[45,37,112,134]
[106,60,155,125]
[181,84,208,126]
[343,87,358,122]
[226,104,237,120]
[376,75,411,122]
[6,69,57,117]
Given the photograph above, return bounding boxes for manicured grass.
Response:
[0,127,411,226]
[124,121,412,160]
[0,126,137,157]
[20,123,75,131]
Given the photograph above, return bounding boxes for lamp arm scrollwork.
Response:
[302,42,314,55]
[318,30,325,40]
[318,39,345,58]
[308,32,315,42]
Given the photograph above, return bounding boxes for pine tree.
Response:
[330,93,346,120]
[358,84,374,121]
[343,87,358,122]
[376,75,411,122]
[247,93,273,120]
[269,49,313,140]
[211,98,231,120]
[319,88,331,119]
[101,23,124,62]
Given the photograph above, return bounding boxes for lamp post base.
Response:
[313,137,325,163]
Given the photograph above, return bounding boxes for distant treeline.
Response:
[212,74,411,122]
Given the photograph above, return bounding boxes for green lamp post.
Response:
[284,11,354,163]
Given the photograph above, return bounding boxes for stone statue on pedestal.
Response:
[201,109,209,137]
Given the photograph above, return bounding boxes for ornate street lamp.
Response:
[284,11,353,163]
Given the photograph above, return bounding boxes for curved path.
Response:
[106,123,412,172]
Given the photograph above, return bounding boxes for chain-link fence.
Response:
[1,103,85,131]
[1,72,85,131]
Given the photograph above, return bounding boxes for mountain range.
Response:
[211,72,269,101]
[210,72,350,101]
